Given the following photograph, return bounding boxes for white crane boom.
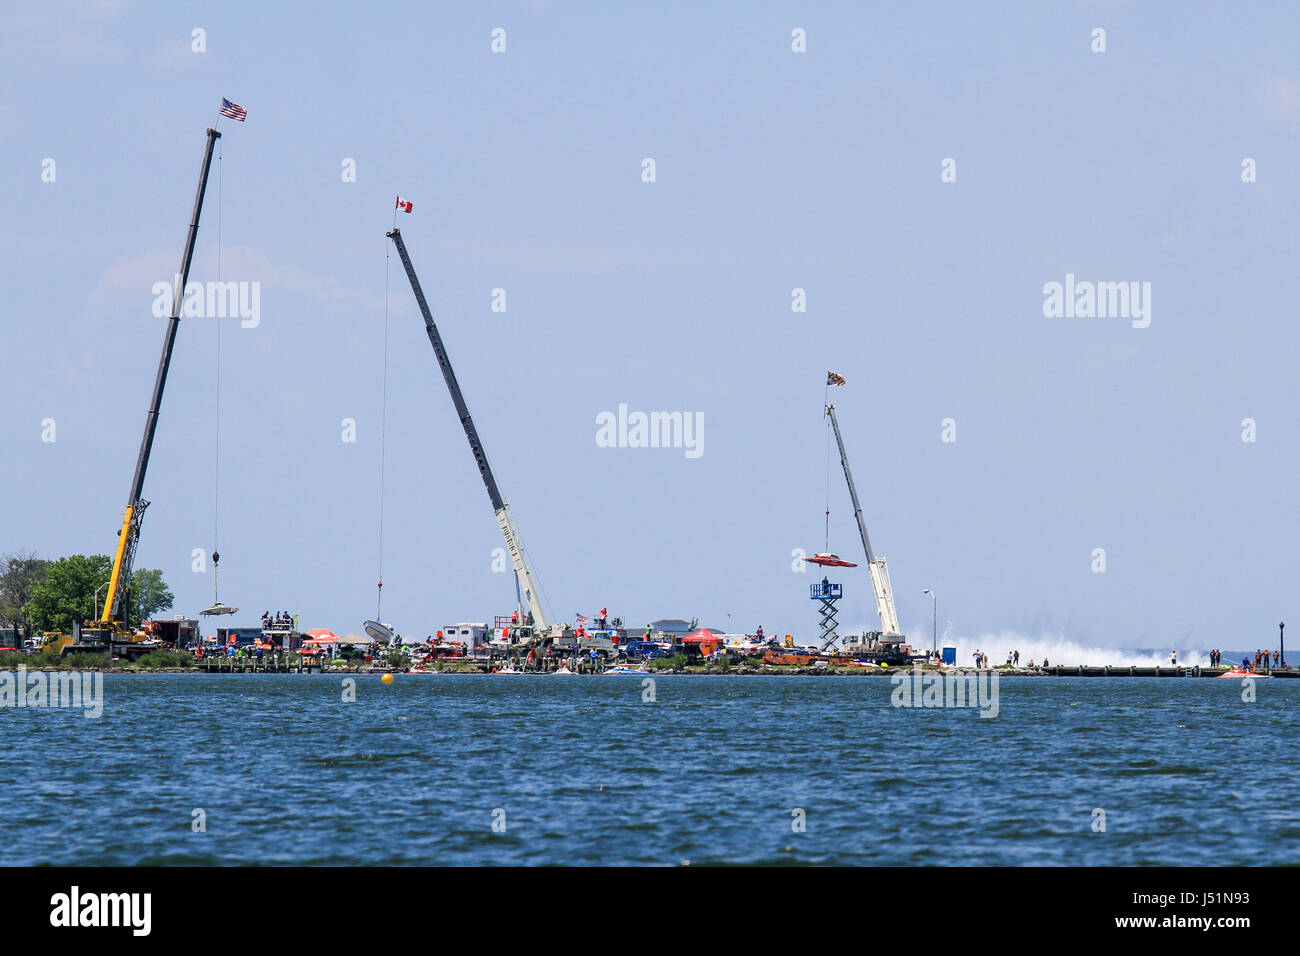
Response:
[826,403,901,636]
[386,227,552,635]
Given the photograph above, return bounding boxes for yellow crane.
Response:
[71,128,221,657]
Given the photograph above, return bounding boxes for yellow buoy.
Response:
[381,673,394,684]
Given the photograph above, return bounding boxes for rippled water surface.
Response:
[2,674,1297,865]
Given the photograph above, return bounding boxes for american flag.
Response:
[219,98,247,121]
[575,613,589,626]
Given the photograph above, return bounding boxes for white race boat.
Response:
[600,663,652,676]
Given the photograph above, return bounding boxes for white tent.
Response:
[336,633,375,645]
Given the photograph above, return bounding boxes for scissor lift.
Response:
[811,581,843,651]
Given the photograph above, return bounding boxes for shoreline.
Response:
[6,664,1294,678]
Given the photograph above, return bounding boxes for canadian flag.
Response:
[395,196,413,213]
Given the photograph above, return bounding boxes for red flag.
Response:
[395,196,413,213]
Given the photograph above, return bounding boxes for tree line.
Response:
[0,551,174,642]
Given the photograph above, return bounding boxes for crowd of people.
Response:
[971,649,1039,669]
[1206,648,1284,671]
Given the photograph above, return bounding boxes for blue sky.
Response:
[3,1,1297,654]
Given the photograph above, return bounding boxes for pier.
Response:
[1034,664,1299,679]
[195,659,320,674]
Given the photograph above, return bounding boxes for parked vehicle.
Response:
[622,640,670,660]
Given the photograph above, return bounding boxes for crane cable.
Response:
[376,223,392,620]
[823,380,831,553]
[211,134,224,604]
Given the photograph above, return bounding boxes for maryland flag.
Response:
[826,371,846,386]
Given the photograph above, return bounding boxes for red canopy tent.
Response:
[682,628,724,655]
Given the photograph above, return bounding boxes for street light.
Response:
[922,589,936,656]
[94,580,111,621]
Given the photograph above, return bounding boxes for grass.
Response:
[132,650,196,669]
[648,653,689,671]
[0,650,107,668]
[0,649,196,669]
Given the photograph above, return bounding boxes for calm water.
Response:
[2,674,1297,866]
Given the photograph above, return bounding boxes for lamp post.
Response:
[94,580,111,621]
[923,589,936,656]
[1281,621,1286,670]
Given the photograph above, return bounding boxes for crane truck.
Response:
[825,402,913,665]
[386,228,557,646]
[69,128,221,657]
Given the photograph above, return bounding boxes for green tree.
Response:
[24,554,112,633]
[129,568,174,624]
[0,551,50,641]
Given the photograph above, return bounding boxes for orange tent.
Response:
[682,628,723,655]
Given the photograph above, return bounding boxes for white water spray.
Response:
[914,627,1208,668]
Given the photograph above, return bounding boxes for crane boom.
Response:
[385,227,551,634]
[99,127,221,631]
[826,402,901,636]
